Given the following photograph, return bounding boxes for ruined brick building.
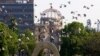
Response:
[35,5,64,50]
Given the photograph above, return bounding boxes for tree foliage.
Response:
[8,17,18,33]
[0,22,36,56]
[0,22,18,56]
[18,29,36,56]
[84,32,100,56]
[60,22,92,56]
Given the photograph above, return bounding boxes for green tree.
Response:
[0,22,18,56]
[84,32,100,56]
[60,22,91,56]
[18,29,36,56]
[8,17,18,33]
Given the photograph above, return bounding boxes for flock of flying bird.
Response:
[72,4,94,20]
[34,0,100,25]
[59,1,94,20]
[35,1,94,19]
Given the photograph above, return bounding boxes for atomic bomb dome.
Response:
[35,4,63,51]
[40,5,63,19]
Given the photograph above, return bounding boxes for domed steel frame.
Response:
[40,5,64,20]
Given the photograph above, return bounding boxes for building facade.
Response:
[0,0,34,32]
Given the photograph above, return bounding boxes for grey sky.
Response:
[34,0,100,28]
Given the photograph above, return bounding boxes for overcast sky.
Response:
[34,0,100,28]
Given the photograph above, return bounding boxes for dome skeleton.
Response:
[41,8,62,19]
